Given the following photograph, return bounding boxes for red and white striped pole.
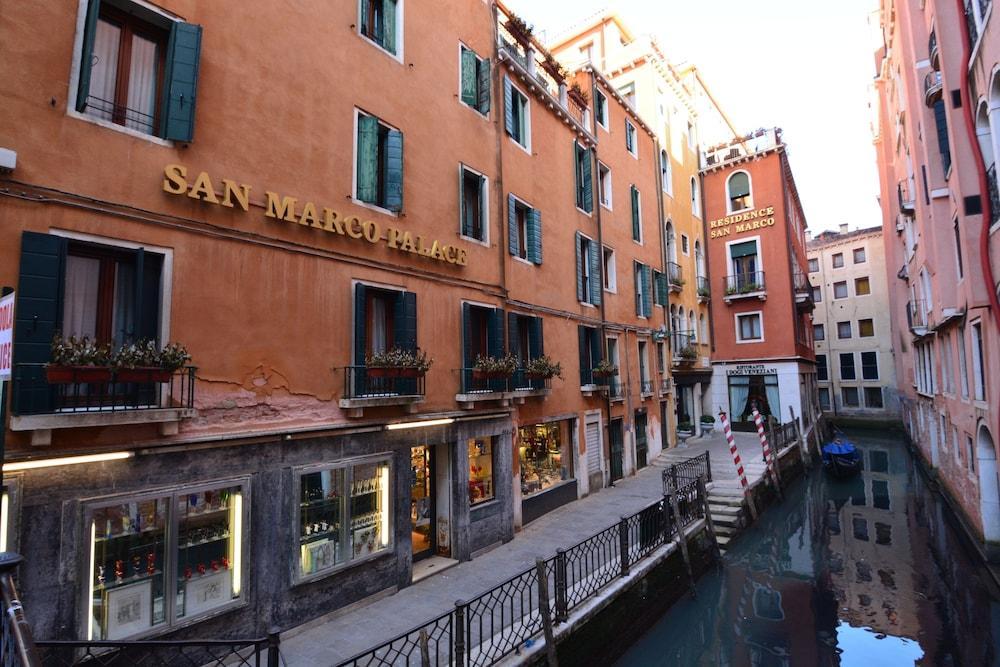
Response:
[752,406,783,499]
[719,409,758,520]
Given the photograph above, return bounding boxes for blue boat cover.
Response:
[822,441,857,456]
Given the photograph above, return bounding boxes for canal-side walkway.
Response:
[280,434,765,666]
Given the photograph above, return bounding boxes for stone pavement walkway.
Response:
[280,447,742,666]
[661,429,769,481]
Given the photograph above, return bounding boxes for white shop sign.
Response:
[726,364,778,377]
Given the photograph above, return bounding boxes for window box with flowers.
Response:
[524,355,562,380]
[365,348,433,378]
[677,346,697,364]
[45,334,114,384]
[472,353,518,380]
[115,341,192,383]
[591,359,618,384]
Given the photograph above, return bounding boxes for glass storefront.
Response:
[519,421,574,497]
[468,437,495,506]
[86,482,245,640]
[728,374,780,427]
[298,458,391,579]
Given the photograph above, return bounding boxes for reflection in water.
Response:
[615,430,1000,666]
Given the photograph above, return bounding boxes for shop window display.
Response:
[297,459,391,579]
[519,422,573,497]
[86,483,244,640]
[468,438,495,506]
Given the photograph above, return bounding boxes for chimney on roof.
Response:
[839,223,849,234]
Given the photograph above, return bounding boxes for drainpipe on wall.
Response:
[589,69,614,486]
[955,0,1000,447]
[653,138,673,445]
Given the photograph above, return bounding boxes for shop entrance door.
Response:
[410,445,436,561]
[609,419,624,482]
[634,410,648,469]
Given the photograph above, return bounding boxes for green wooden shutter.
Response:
[578,325,590,385]
[384,129,403,212]
[575,232,585,302]
[642,266,653,317]
[75,0,101,113]
[634,263,642,316]
[12,232,66,415]
[630,185,640,241]
[654,270,668,306]
[356,115,378,203]
[730,240,756,258]
[488,308,504,358]
[504,78,514,136]
[462,303,474,369]
[507,194,519,256]
[477,57,491,115]
[160,22,203,142]
[136,250,163,343]
[459,168,470,236]
[588,238,602,306]
[507,312,521,361]
[354,284,368,367]
[528,207,542,264]
[393,290,418,393]
[582,148,593,213]
[381,0,397,54]
[360,0,371,36]
[574,143,582,209]
[460,47,478,106]
[528,317,543,357]
[590,329,602,372]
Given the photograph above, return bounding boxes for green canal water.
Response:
[615,429,1000,666]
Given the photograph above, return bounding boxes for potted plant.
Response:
[670,276,686,288]
[524,355,562,380]
[159,342,192,373]
[697,286,711,299]
[678,346,697,363]
[366,348,433,378]
[591,359,618,382]
[567,81,590,107]
[677,422,693,439]
[700,414,716,433]
[473,353,518,380]
[505,13,534,44]
[46,333,113,383]
[114,339,162,382]
[540,53,566,80]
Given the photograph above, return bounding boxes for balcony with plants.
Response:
[510,355,559,403]
[723,272,766,303]
[793,269,815,311]
[456,353,518,408]
[340,347,430,417]
[10,334,196,445]
[666,262,684,293]
[696,276,710,303]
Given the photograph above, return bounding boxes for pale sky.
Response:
[503,0,883,234]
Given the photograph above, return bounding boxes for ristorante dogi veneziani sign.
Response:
[162,164,470,266]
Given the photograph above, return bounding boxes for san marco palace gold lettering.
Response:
[708,206,776,240]
[162,164,468,266]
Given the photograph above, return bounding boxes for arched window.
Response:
[689,310,697,342]
[669,305,679,332]
[700,313,708,342]
[690,177,700,217]
[665,221,677,263]
[679,309,687,334]
[694,240,705,278]
[727,171,752,212]
[660,149,672,194]
[977,102,994,168]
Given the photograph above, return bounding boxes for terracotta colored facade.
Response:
[872,0,1000,555]
[700,130,818,431]
[0,0,682,640]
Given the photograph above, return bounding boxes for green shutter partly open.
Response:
[160,21,203,142]
[384,128,404,211]
[477,57,491,115]
[75,0,101,113]
[642,266,653,317]
[630,185,640,241]
[528,207,542,264]
[381,0,397,54]
[504,78,514,137]
[356,115,378,203]
[582,147,593,213]
[588,238,602,305]
[575,232,584,302]
[460,47,478,107]
[508,194,519,256]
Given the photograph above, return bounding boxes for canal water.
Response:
[616,428,1000,666]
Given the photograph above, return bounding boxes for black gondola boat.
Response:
[822,439,862,478]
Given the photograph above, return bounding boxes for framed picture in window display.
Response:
[85,482,246,640]
[296,458,391,580]
[468,438,495,506]
[518,421,574,497]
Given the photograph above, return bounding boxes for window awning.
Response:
[730,240,757,258]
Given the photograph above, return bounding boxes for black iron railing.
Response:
[988,163,1000,226]
[337,479,709,667]
[510,370,550,393]
[11,365,196,416]
[724,272,765,296]
[792,269,810,294]
[342,366,426,400]
[929,29,938,66]
[603,381,624,399]
[82,95,156,134]
[924,70,943,106]
[907,300,929,330]
[666,261,683,287]
[459,369,511,395]
[768,420,799,452]
[36,637,279,667]
[696,276,710,299]
[662,451,712,493]
[670,330,696,360]
[640,380,654,395]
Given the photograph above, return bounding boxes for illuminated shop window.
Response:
[297,459,391,580]
[468,438,495,506]
[519,421,574,498]
[86,482,245,640]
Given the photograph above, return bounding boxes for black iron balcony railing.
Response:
[666,261,683,289]
[603,380,624,399]
[724,271,766,297]
[924,70,943,107]
[640,380,654,395]
[929,29,939,68]
[511,369,551,392]
[696,275,710,299]
[988,163,1000,226]
[670,330,696,360]
[459,368,511,395]
[82,94,156,134]
[793,269,810,294]
[907,300,929,330]
[342,366,426,399]
[11,364,196,417]
[898,180,916,213]
[967,0,979,47]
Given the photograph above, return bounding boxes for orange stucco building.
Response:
[0,0,678,641]
[700,130,818,431]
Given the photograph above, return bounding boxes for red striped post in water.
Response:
[719,409,758,520]
[752,406,783,498]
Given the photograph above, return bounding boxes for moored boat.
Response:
[822,440,862,478]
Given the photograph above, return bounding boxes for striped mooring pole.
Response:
[719,409,758,520]
[752,406,783,499]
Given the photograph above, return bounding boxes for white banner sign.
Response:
[0,292,14,381]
